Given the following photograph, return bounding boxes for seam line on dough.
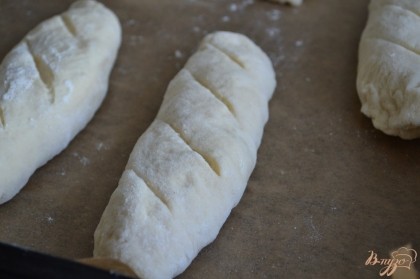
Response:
[368,37,420,57]
[383,4,420,20]
[25,40,55,103]
[60,15,77,37]
[206,43,246,69]
[185,69,236,117]
[161,120,221,176]
[128,168,172,212]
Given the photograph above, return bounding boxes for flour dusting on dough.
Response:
[1,45,37,101]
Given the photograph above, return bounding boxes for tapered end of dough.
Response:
[66,0,122,42]
[357,0,420,139]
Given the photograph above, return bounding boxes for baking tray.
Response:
[0,0,418,278]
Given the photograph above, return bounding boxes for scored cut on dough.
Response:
[0,0,121,204]
[94,31,276,279]
[357,0,420,139]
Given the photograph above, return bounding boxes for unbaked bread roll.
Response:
[357,0,420,139]
[0,0,121,204]
[94,31,276,279]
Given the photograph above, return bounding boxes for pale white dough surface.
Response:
[94,31,276,279]
[357,0,420,139]
[0,0,121,204]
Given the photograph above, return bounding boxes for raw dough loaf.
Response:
[357,0,420,139]
[0,0,121,204]
[94,31,276,279]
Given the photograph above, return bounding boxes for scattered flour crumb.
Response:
[125,19,137,27]
[174,50,184,59]
[80,157,90,166]
[229,3,238,12]
[96,142,108,151]
[267,10,281,21]
[46,216,54,223]
[192,26,201,33]
[269,54,285,66]
[266,27,280,37]
[238,0,254,9]
[306,215,322,241]
[96,142,104,151]
[72,152,90,167]
[221,15,230,22]
[226,0,254,12]
[295,40,303,47]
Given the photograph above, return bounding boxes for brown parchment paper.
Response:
[0,0,419,278]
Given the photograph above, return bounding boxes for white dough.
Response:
[0,0,121,204]
[94,31,276,279]
[357,0,420,139]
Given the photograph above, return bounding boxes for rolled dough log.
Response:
[94,31,276,279]
[357,0,420,139]
[0,0,121,204]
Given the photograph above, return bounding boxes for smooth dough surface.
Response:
[357,0,420,139]
[0,0,121,204]
[94,31,276,279]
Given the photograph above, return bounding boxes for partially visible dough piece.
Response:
[267,0,303,6]
[94,31,276,279]
[357,0,420,139]
[0,0,121,204]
